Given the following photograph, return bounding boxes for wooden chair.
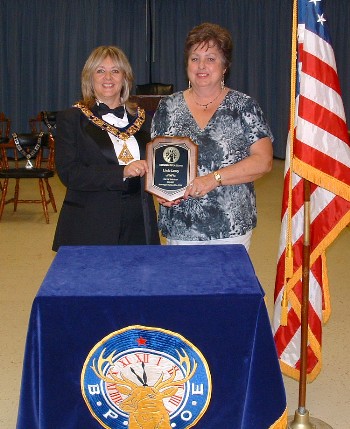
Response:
[135,83,173,95]
[29,111,57,134]
[0,112,10,143]
[133,84,173,118]
[0,113,11,192]
[29,111,58,170]
[0,132,57,223]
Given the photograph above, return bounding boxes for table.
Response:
[16,245,286,429]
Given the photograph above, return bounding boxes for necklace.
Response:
[42,111,56,131]
[74,103,146,164]
[13,132,44,169]
[192,87,224,110]
[74,103,145,141]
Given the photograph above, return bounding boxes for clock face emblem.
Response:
[81,325,211,429]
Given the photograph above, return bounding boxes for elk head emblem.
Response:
[91,348,198,429]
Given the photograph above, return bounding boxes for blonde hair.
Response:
[80,46,136,113]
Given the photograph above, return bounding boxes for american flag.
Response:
[273,0,350,382]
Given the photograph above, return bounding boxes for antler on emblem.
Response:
[91,348,138,393]
[153,348,198,391]
[91,347,198,429]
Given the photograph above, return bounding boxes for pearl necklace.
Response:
[192,87,224,110]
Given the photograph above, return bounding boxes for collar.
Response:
[74,103,145,141]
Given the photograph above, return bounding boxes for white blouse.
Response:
[102,109,140,165]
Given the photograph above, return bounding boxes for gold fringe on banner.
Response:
[268,408,288,429]
[280,0,298,326]
[294,158,350,202]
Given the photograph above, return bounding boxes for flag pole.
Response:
[298,179,311,409]
[286,2,333,428]
[287,183,333,429]
[287,179,315,429]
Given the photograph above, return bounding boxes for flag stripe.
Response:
[295,120,350,169]
[275,307,300,353]
[302,28,337,75]
[300,51,341,95]
[278,181,335,259]
[280,176,304,221]
[298,97,348,141]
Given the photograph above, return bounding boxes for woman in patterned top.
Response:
[151,23,273,250]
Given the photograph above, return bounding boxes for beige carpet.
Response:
[0,159,349,428]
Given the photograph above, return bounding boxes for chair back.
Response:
[0,112,11,144]
[0,132,57,223]
[135,83,173,95]
[29,111,57,134]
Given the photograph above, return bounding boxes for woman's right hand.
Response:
[123,160,148,178]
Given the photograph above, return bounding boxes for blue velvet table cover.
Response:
[16,245,286,429]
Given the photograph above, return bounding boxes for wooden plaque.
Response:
[145,136,198,201]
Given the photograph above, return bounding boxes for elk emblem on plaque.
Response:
[81,325,212,429]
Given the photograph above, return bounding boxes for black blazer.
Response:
[52,105,160,251]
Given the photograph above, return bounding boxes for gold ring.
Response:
[195,191,200,196]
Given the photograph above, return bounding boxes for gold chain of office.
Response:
[12,131,44,169]
[74,103,145,141]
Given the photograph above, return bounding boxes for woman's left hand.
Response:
[184,173,218,199]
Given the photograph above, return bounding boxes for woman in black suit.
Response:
[52,46,160,250]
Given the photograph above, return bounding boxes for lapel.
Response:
[132,121,150,159]
[84,104,118,164]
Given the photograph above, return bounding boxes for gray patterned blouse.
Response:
[150,90,273,241]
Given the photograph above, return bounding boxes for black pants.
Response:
[118,192,147,245]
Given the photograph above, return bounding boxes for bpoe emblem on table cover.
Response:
[145,136,198,201]
[81,325,211,429]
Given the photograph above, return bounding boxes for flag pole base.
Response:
[288,409,333,429]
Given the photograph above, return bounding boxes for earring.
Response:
[221,76,225,90]
[188,80,192,89]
